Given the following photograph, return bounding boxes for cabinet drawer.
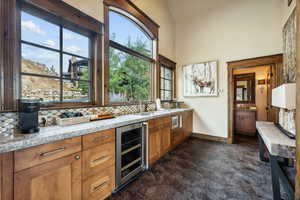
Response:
[83,129,115,150]
[148,117,170,128]
[83,167,115,200]
[82,142,115,180]
[14,137,82,172]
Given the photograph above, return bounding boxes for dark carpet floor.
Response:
[112,137,273,200]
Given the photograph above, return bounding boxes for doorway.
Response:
[227,54,283,144]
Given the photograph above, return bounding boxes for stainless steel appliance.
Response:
[115,122,147,191]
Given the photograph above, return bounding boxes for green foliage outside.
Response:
[78,68,89,95]
[109,36,151,102]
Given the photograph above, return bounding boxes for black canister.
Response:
[18,99,40,134]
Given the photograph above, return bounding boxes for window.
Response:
[108,10,155,103]
[104,0,159,104]
[20,10,92,103]
[159,55,176,101]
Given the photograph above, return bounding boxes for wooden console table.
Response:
[256,121,296,200]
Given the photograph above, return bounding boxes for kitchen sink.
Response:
[137,112,155,116]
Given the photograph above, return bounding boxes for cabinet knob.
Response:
[75,155,80,160]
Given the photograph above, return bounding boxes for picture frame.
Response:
[183,60,218,97]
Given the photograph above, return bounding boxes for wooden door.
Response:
[160,119,171,156]
[148,126,161,165]
[0,153,13,200]
[14,153,82,200]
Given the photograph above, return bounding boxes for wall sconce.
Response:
[258,79,266,93]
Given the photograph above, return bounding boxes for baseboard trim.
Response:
[192,133,228,143]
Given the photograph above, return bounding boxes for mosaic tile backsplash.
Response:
[0,104,157,135]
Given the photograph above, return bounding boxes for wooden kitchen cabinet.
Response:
[148,116,171,165]
[172,111,193,149]
[148,126,161,165]
[183,111,193,139]
[82,167,115,200]
[14,152,82,200]
[82,129,115,199]
[14,136,82,172]
[171,128,184,148]
[0,152,13,200]
[160,121,171,156]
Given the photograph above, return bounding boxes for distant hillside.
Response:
[22,59,86,101]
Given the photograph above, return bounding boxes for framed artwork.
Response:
[183,60,218,97]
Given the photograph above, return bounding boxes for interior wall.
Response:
[171,0,283,138]
[63,0,176,60]
[233,66,270,121]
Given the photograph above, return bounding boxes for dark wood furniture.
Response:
[234,109,257,136]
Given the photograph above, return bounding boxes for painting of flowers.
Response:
[183,61,218,97]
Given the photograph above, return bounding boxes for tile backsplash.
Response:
[0,104,156,135]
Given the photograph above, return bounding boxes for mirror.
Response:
[234,73,255,104]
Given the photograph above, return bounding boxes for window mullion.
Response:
[59,25,63,102]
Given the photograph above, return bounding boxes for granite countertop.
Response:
[256,121,296,159]
[0,108,193,154]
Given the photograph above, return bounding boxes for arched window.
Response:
[104,0,159,104]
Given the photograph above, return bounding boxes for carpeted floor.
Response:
[112,137,273,200]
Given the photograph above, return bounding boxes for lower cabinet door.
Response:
[14,153,82,200]
[183,111,193,138]
[82,167,115,200]
[148,127,161,165]
[160,126,171,156]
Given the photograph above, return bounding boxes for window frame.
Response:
[14,0,103,109]
[159,55,176,102]
[104,0,159,106]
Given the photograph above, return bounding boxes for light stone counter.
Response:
[0,108,192,153]
[256,121,296,159]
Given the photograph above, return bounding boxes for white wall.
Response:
[63,0,176,60]
[171,0,284,137]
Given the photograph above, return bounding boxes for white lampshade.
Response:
[272,83,296,110]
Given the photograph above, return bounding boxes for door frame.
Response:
[227,54,283,144]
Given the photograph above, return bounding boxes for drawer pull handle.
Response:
[93,135,109,143]
[93,181,109,192]
[40,147,66,157]
[92,155,110,164]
